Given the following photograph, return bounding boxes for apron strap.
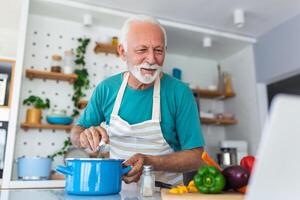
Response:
[152,76,161,122]
[111,72,129,115]
[112,71,161,122]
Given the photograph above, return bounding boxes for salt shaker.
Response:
[140,165,155,197]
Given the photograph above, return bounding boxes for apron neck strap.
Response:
[152,76,161,121]
[111,72,130,115]
[111,72,161,122]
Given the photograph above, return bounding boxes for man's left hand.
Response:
[123,153,147,183]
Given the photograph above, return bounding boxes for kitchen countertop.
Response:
[0,187,244,200]
[0,188,161,200]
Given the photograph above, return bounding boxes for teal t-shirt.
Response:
[77,72,205,151]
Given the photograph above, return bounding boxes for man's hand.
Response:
[123,153,148,184]
[79,126,109,152]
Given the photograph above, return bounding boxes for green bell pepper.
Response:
[194,166,225,194]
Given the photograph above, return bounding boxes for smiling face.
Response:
[118,21,166,85]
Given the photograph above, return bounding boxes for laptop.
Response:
[246,94,300,200]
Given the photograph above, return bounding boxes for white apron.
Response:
[107,72,182,186]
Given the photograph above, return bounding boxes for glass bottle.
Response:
[63,50,74,74]
[51,54,62,73]
[140,165,155,197]
[223,72,234,96]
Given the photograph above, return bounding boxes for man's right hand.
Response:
[79,126,109,152]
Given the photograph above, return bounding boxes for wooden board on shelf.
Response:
[192,88,235,99]
[94,42,118,55]
[21,123,73,132]
[161,188,244,200]
[50,173,65,180]
[200,117,237,125]
[25,69,77,83]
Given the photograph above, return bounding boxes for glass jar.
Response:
[63,50,74,74]
[112,36,119,46]
[51,54,62,73]
[140,165,155,197]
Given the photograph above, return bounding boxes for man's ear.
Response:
[118,44,126,61]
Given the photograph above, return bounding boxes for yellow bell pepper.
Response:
[188,185,199,193]
[188,180,195,187]
[168,185,189,194]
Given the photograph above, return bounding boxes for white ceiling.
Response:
[30,0,300,61]
[73,0,300,38]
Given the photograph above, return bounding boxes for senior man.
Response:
[71,15,205,185]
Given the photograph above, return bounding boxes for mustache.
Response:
[137,63,161,70]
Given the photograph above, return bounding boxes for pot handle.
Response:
[121,165,132,175]
[56,165,73,176]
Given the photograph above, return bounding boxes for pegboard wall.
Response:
[12,14,227,179]
[13,14,126,178]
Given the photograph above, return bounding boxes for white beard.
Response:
[128,62,162,84]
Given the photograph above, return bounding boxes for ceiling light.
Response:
[203,37,212,48]
[234,9,245,28]
[83,14,93,27]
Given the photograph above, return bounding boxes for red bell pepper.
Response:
[240,155,255,174]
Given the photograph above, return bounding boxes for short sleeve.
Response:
[76,85,105,128]
[175,85,205,150]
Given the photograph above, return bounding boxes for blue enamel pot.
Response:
[56,158,131,195]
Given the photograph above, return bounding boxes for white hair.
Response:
[120,14,167,51]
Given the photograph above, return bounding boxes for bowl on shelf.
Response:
[46,115,73,125]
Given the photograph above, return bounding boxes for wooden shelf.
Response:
[21,123,73,132]
[192,88,235,99]
[50,173,65,180]
[94,42,118,55]
[200,117,237,125]
[25,69,78,83]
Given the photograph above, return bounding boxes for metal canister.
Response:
[217,148,237,168]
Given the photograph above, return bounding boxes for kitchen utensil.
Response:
[17,157,52,180]
[46,116,73,125]
[98,140,109,153]
[155,181,173,189]
[217,148,237,168]
[220,140,248,163]
[56,158,131,195]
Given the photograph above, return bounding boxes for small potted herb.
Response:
[23,95,50,124]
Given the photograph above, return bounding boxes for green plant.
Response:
[72,37,90,117]
[23,95,50,109]
[49,137,72,159]
[75,38,90,66]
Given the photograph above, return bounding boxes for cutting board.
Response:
[161,189,244,200]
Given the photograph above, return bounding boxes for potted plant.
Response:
[23,95,50,124]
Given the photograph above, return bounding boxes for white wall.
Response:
[0,0,22,57]
[254,14,300,84]
[221,46,261,154]
[164,54,226,157]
